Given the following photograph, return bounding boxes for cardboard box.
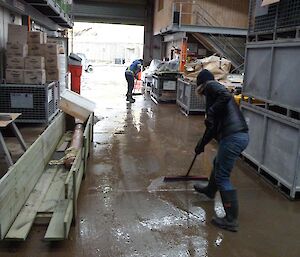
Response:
[44,44,59,56]
[46,69,60,81]
[46,55,60,68]
[24,69,46,85]
[47,38,57,44]
[8,24,28,44]
[6,56,25,69]
[6,69,24,84]
[28,31,44,44]
[43,32,48,44]
[6,43,28,57]
[28,44,45,56]
[25,56,45,69]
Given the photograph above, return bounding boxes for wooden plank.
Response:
[76,162,84,201]
[38,167,67,213]
[34,213,52,225]
[56,131,72,152]
[63,200,73,239]
[0,113,20,128]
[83,113,93,176]
[44,199,69,241]
[262,0,280,6]
[65,150,82,199]
[5,166,58,241]
[0,113,65,239]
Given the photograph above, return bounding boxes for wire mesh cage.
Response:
[151,74,179,103]
[249,0,300,35]
[176,79,206,115]
[0,81,60,123]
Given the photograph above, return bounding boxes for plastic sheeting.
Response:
[143,59,179,78]
[183,55,232,82]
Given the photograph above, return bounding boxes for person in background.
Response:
[194,69,249,232]
[125,59,143,103]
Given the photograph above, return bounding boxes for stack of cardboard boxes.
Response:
[45,43,60,83]
[6,24,28,84]
[26,31,47,84]
[5,24,62,85]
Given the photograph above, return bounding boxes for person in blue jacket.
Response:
[125,59,143,103]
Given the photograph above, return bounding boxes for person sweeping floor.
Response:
[125,59,143,103]
[194,69,249,232]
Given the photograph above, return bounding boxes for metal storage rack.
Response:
[144,75,153,92]
[243,1,300,198]
[243,41,300,114]
[176,78,205,115]
[241,102,300,199]
[0,0,73,30]
[23,0,73,28]
[248,0,300,40]
[0,81,60,124]
[151,73,180,104]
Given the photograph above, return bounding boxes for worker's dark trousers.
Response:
[125,72,134,96]
[214,132,249,191]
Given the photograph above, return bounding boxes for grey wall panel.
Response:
[72,2,145,25]
[270,46,300,109]
[243,41,300,112]
[264,119,299,187]
[243,107,265,163]
[243,46,272,100]
[241,102,300,198]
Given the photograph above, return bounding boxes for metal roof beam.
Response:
[161,25,247,36]
[72,2,145,25]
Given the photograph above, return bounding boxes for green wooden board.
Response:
[5,167,58,240]
[0,113,65,239]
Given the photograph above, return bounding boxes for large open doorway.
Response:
[72,22,144,112]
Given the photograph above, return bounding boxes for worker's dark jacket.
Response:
[200,81,248,148]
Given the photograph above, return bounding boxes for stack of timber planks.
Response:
[0,113,93,241]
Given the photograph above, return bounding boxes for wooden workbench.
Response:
[0,113,27,166]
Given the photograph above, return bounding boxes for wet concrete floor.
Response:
[0,65,300,257]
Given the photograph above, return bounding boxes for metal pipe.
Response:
[64,121,84,169]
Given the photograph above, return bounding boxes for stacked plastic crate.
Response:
[241,0,300,198]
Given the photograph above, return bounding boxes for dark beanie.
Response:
[197,69,214,86]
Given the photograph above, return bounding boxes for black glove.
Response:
[195,139,205,155]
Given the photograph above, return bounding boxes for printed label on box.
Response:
[10,93,33,109]
[7,57,25,69]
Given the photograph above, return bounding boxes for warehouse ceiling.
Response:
[72,0,149,25]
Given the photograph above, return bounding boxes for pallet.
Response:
[150,93,176,105]
[248,27,300,42]
[242,154,300,200]
[178,105,204,116]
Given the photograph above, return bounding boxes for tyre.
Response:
[86,65,93,73]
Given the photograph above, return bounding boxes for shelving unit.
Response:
[0,0,73,30]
